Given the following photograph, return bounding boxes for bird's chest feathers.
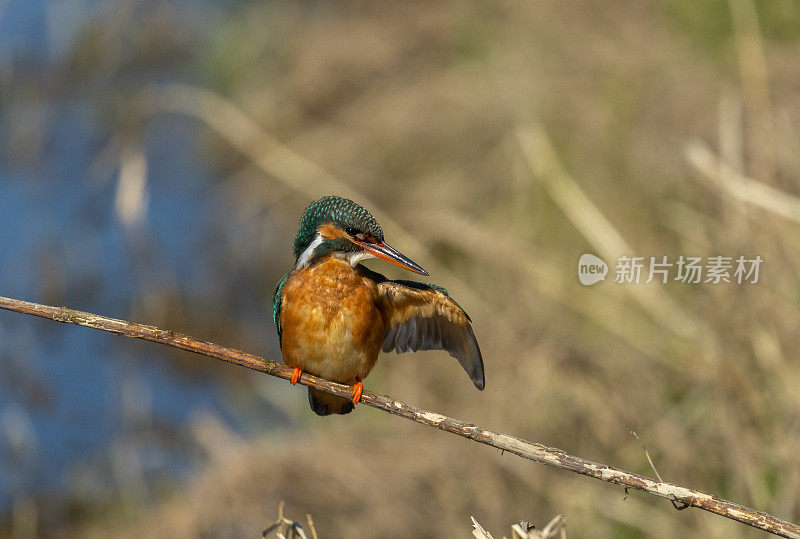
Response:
[280,259,384,381]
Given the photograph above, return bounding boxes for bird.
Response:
[273,195,484,416]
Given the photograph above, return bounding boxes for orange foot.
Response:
[351,378,364,404]
[290,367,302,385]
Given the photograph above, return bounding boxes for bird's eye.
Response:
[345,227,359,236]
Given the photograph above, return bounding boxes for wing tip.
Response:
[466,326,485,390]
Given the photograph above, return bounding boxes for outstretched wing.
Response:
[377,279,485,390]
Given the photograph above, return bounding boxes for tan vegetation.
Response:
[6,0,800,536]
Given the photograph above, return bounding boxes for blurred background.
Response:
[1,0,799,536]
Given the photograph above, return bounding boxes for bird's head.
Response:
[293,196,428,275]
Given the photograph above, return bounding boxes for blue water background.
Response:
[0,0,287,518]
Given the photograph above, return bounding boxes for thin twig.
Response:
[631,431,663,482]
[631,431,688,511]
[1,296,798,538]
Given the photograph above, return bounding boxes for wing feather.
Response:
[272,271,291,343]
[377,280,485,390]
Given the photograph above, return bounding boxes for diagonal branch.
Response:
[0,295,798,538]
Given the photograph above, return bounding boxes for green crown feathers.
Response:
[293,196,384,258]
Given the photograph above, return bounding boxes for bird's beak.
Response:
[359,241,429,275]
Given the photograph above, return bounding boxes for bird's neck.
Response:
[295,233,325,268]
[295,234,369,270]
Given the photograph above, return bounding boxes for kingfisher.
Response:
[273,196,484,416]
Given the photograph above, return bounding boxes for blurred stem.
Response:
[728,0,776,183]
[686,141,800,224]
[516,126,698,340]
[0,296,798,538]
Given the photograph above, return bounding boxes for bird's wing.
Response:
[376,278,485,390]
[273,271,291,344]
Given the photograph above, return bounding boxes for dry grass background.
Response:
[6,0,799,536]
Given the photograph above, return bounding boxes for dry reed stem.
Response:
[471,514,566,539]
[728,0,776,183]
[305,513,318,539]
[516,126,698,340]
[262,501,308,539]
[0,295,798,538]
[686,141,800,224]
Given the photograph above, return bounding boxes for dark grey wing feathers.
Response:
[378,279,485,390]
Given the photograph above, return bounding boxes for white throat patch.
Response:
[295,233,324,269]
[295,232,376,269]
[345,250,375,267]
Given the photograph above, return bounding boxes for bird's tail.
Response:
[307,388,355,416]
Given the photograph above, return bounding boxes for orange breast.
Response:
[280,258,386,384]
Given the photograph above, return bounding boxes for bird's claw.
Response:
[290,367,302,385]
[351,379,363,404]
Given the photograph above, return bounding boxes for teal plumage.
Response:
[272,271,290,342]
